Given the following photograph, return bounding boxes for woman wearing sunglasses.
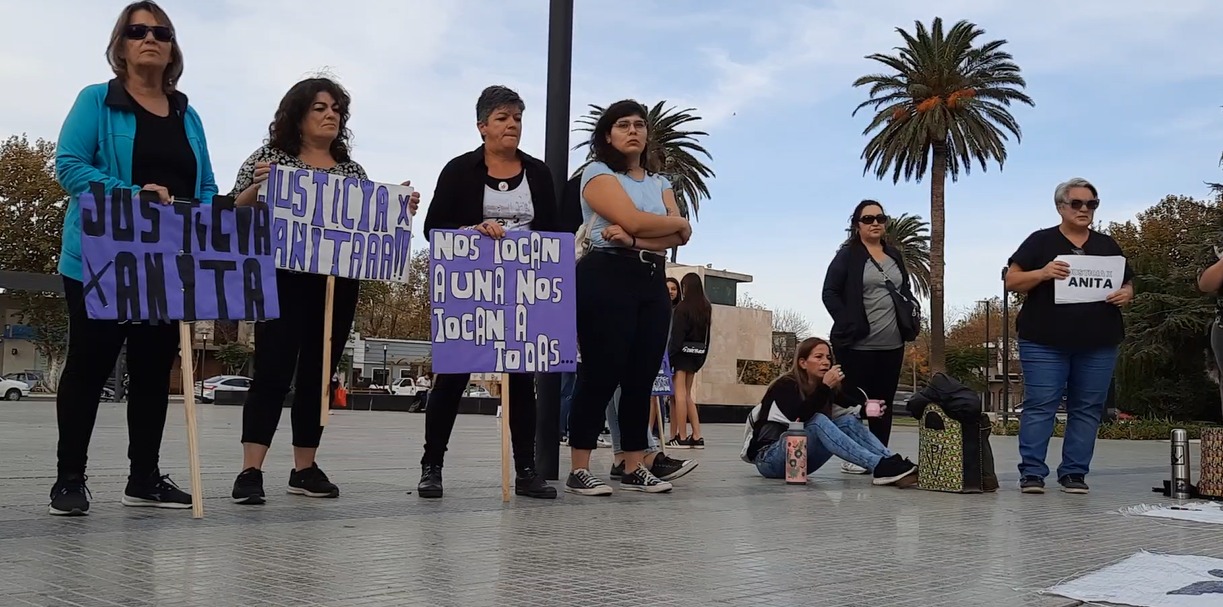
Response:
[1005,178,1132,495]
[48,0,218,516]
[821,200,915,465]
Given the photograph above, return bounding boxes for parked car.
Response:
[195,375,252,403]
[0,378,30,401]
[390,377,421,397]
[464,385,492,398]
[3,372,39,389]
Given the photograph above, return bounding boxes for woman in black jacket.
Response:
[666,272,710,449]
[746,337,917,485]
[821,200,916,453]
[415,85,558,500]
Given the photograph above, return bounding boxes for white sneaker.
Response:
[597,436,612,448]
[841,462,869,475]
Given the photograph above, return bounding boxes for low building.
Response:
[347,334,431,387]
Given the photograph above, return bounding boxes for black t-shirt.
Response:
[130,95,197,199]
[1008,226,1133,348]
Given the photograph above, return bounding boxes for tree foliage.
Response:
[853,17,1034,374]
[355,249,431,340]
[0,135,69,381]
[1108,195,1222,421]
[215,342,251,375]
[887,213,932,298]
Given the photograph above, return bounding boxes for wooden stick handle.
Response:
[320,275,336,427]
[179,323,204,519]
[500,374,511,503]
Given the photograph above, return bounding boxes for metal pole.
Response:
[1001,267,1011,423]
[984,301,990,410]
[535,0,574,481]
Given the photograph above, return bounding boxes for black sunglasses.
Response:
[125,24,174,43]
[858,214,888,225]
[1065,198,1100,211]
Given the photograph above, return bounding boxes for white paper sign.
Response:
[1053,254,1126,304]
[1046,551,1223,606]
[260,163,414,283]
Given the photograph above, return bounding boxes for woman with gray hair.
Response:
[48,0,218,516]
[1005,177,1133,495]
[416,85,559,500]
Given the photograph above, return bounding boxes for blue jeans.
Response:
[754,414,892,479]
[1016,340,1119,480]
[559,371,577,437]
[606,386,660,455]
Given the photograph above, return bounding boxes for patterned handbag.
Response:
[1199,428,1223,499]
[917,404,997,493]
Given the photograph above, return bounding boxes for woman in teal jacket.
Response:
[48,1,217,517]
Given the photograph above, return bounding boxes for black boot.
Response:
[515,466,557,499]
[417,464,443,498]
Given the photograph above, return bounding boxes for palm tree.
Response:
[887,213,932,298]
[572,101,715,261]
[852,17,1033,373]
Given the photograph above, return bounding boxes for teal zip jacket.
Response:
[54,79,218,282]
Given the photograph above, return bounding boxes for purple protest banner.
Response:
[652,351,674,396]
[78,183,280,322]
[429,229,576,374]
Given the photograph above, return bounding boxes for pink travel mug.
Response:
[866,399,885,418]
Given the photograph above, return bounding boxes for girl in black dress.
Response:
[666,272,711,449]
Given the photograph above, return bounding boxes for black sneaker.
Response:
[620,463,673,493]
[610,460,625,479]
[417,464,443,498]
[665,436,690,450]
[515,467,557,499]
[232,468,265,505]
[871,455,918,486]
[122,471,192,509]
[287,463,339,498]
[650,453,698,482]
[48,474,91,516]
[689,437,705,449]
[1058,474,1089,494]
[565,469,613,496]
[1020,476,1046,494]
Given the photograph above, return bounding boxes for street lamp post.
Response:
[1000,267,1011,422]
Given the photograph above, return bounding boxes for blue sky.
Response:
[4,0,1223,336]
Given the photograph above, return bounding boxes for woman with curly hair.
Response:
[228,77,418,504]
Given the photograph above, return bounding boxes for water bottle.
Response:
[1171,428,1192,499]
[784,420,807,485]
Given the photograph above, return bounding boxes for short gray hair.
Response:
[476,86,525,124]
[1054,177,1099,206]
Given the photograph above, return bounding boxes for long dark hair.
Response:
[266,77,354,162]
[674,273,711,330]
[841,199,888,249]
[666,277,681,307]
[589,99,651,173]
[768,337,832,400]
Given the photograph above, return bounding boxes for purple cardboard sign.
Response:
[262,163,414,283]
[429,229,577,374]
[652,351,673,396]
[78,184,280,322]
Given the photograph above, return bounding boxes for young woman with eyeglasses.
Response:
[821,200,916,463]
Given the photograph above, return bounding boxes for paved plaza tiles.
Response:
[0,400,1218,606]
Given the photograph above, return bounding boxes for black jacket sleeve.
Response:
[525,157,559,233]
[558,175,583,233]
[668,310,690,358]
[822,248,850,322]
[422,157,466,242]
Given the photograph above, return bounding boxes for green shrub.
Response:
[991,418,1220,440]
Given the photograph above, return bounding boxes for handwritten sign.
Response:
[1054,254,1126,304]
[78,184,279,322]
[261,163,414,282]
[652,351,673,396]
[429,230,577,374]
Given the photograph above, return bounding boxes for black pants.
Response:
[421,372,537,468]
[568,251,670,452]
[837,346,905,446]
[242,271,359,449]
[56,277,179,479]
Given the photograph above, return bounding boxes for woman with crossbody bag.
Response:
[666,272,712,449]
[821,200,920,460]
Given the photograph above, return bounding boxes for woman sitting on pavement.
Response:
[746,337,918,486]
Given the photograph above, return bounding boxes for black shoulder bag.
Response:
[869,257,921,342]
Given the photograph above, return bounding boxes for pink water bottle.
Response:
[784,420,807,484]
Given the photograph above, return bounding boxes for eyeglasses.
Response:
[124,24,174,43]
[858,214,888,225]
[613,120,648,132]
[1064,198,1100,211]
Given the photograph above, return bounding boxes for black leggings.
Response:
[568,251,670,452]
[420,372,537,469]
[836,346,905,446]
[241,270,358,449]
[56,277,179,479]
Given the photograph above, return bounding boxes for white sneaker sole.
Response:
[286,487,339,498]
[48,505,88,516]
[841,463,869,475]
[620,481,673,493]
[872,467,918,486]
[121,495,192,509]
[564,485,613,496]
